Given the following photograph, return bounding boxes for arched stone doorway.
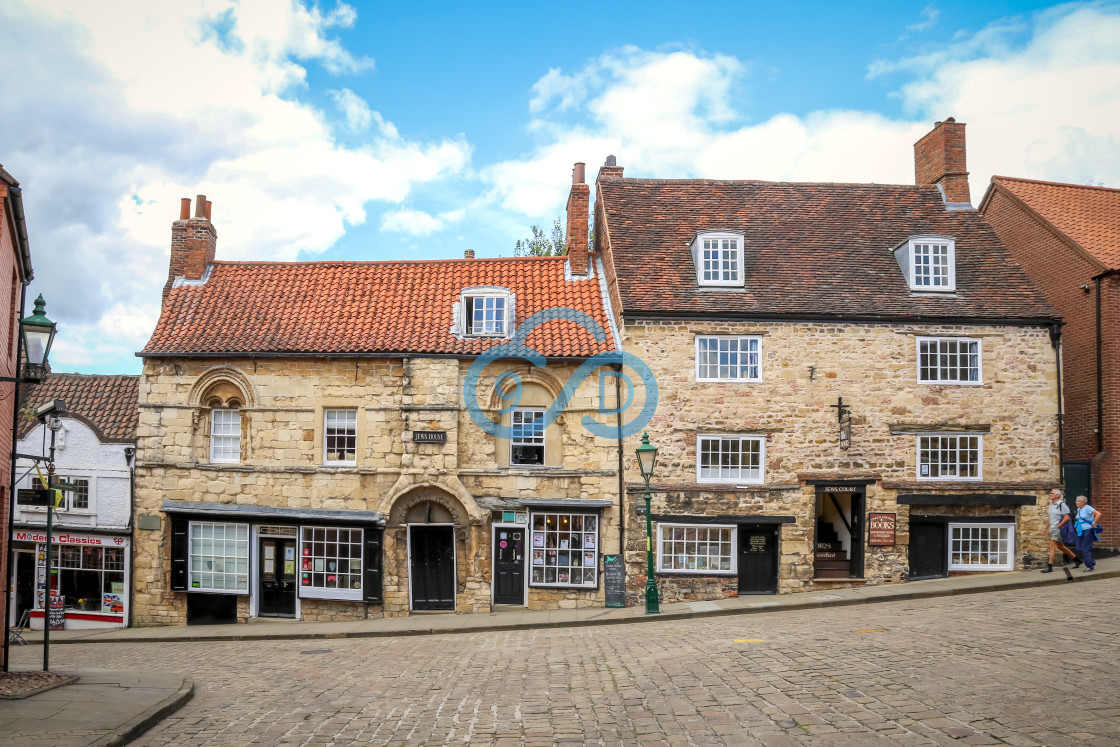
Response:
[385,487,475,613]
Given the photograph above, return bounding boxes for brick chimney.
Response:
[598,154,624,181]
[165,195,217,299]
[914,118,970,204]
[566,163,590,275]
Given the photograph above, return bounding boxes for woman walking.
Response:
[1074,495,1102,573]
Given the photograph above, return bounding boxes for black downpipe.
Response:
[614,364,625,564]
[1096,276,1103,454]
[2,283,27,672]
[126,448,135,629]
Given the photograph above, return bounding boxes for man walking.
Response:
[1041,488,1079,573]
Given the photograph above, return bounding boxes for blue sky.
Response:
[0,0,1117,374]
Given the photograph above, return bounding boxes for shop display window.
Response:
[42,544,125,613]
[189,522,249,592]
[529,512,597,588]
[949,523,1013,571]
[656,524,736,574]
[300,526,363,599]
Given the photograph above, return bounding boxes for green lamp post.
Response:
[635,432,660,614]
[20,294,58,381]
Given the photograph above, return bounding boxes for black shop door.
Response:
[909,522,947,580]
[738,524,778,595]
[259,537,297,617]
[493,526,525,605]
[410,526,456,610]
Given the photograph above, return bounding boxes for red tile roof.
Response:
[597,179,1058,322]
[987,176,1120,270]
[17,374,139,443]
[141,257,616,358]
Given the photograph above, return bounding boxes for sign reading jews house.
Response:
[868,513,897,546]
[412,431,447,444]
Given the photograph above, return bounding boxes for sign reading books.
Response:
[868,513,897,546]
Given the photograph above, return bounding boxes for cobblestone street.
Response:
[12,580,1120,745]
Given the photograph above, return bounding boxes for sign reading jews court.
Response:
[868,513,896,546]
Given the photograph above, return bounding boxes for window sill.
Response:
[696,378,762,384]
[918,381,983,386]
[299,589,363,602]
[656,570,737,576]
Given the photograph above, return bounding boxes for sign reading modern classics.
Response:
[16,530,128,547]
[412,430,447,443]
[868,513,897,546]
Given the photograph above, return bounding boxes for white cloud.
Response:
[908,6,941,32]
[381,208,466,237]
[488,6,1120,220]
[0,0,470,371]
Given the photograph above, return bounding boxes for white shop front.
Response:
[12,529,130,630]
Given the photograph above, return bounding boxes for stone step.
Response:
[815,558,851,570]
[814,568,853,579]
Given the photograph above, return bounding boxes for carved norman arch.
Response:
[387,485,470,527]
[189,366,257,409]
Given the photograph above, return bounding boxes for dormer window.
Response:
[691,232,744,287]
[460,288,512,337]
[895,235,956,291]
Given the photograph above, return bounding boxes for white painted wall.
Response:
[14,417,132,530]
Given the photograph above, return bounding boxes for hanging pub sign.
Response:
[868,513,897,546]
[831,396,852,451]
[412,430,447,443]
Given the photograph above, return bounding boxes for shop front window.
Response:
[299,526,363,600]
[656,524,736,574]
[529,512,598,588]
[189,522,249,592]
[47,544,125,614]
[949,523,1013,571]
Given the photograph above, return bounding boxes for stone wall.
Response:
[133,355,621,625]
[619,319,1059,602]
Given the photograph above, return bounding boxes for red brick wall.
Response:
[163,198,216,299]
[0,185,25,668]
[566,182,590,274]
[914,120,970,204]
[983,186,1117,545]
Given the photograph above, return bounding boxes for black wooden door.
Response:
[259,537,297,617]
[493,526,525,605]
[410,526,456,610]
[909,522,947,579]
[738,524,778,594]
[848,493,865,578]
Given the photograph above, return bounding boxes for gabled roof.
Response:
[984,176,1120,270]
[18,374,139,443]
[141,257,616,358]
[597,178,1058,323]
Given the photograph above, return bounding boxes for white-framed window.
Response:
[657,524,737,574]
[949,523,1014,571]
[465,294,507,336]
[697,435,765,484]
[210,408,241,464]
[696,335,762,381]
[895,236,956,291]
[299,526,363,601]
[917,434,981,480]
[510,408,545,466]
[692,232,744,286]
[57,476,91,511]
[324,409,357,465]
[189,522,249,593]
[48,544,126,614]
[917,337,981,384]
[529,512,598,588]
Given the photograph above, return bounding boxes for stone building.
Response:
[591,119,1063,603]
[133,190,624,625]
[10,374,138,629]
[981,176,1120,550]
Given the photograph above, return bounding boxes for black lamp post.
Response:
[2,294,58,672]
[635,432,659,614]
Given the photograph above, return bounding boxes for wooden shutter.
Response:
[170,518,189,591]
[363,528,383,603]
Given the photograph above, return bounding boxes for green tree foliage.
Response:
[513,216,595,257]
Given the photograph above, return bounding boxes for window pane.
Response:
[188,522,249,592]
[325,409,357,463]
[529,512,597,587]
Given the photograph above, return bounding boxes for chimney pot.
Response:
[179,198,191,220]
[597,156,624,181]
[464,249,475,259]
[194,195,207,218]
[605,155,617,167]
[573,162,585,185]
[205,200,212,222]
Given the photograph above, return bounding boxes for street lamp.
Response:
[19,295,58,382]
[635,432,659,614]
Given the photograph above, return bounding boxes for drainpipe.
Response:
[125,445,135,629]
[1096,275,1103,454]
[614,364,625,562]
[1049,324,1064,471]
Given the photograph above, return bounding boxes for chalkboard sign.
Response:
[48,595,65,631]
[603,554,625,608]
